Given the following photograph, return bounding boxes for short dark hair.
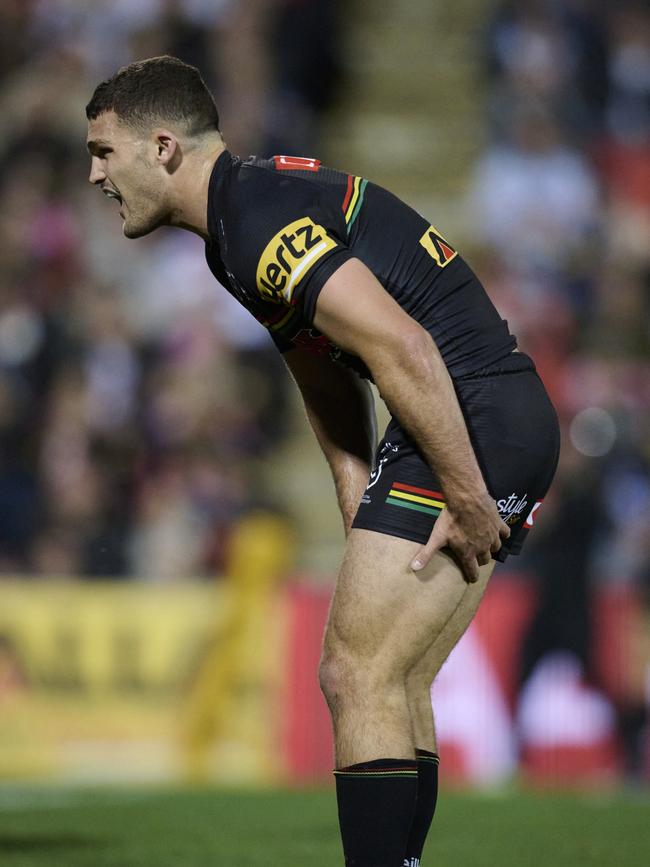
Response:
[86,55,219,136]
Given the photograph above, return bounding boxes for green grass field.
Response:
[0,784,648,866]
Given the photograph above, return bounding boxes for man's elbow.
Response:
[364,324,439,377]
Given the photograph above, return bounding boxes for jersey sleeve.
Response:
[229,169,354,324]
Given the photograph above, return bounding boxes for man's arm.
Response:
[312,257,510,581]
[284,348,377,536]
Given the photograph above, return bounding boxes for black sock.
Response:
[403,749,439,866]
[334,758,418,867]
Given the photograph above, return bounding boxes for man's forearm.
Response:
[367,332,486,508]
[299,377,376,535]
[305,403,373,534]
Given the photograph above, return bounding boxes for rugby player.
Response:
[86,57,560,867]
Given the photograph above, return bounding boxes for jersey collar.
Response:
[206,149,236,241]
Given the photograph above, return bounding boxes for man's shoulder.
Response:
[210,154,353,311]
[220,154,349,252]
[229,154,346,207]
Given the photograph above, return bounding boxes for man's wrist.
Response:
[445,484,491,511]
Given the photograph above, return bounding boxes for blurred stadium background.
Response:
[0,0,648,800]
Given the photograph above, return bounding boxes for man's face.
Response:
[87,111,169,239]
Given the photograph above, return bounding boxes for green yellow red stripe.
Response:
[386,482,446,517]
[343,176,368,232]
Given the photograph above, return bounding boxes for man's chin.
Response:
[122,210,167,239]
[122,220,154,240]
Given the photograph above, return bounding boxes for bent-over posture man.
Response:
[86,57,560,866]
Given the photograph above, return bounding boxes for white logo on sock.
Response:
[403,859,420,867]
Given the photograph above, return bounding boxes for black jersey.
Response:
[205,150,517,380]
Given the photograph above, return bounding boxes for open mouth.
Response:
[102,187,123,206]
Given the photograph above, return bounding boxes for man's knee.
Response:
[318,640,398,710]
[318,651,344,709]
[318,641,362,709]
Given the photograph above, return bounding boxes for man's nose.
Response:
[88,156,106,185]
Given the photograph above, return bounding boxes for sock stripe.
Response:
[334,769,418,778]
[415,748,440,763]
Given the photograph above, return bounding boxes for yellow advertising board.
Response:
[0,577,288,783]
[0,514,295,784]
[0,581,218,780]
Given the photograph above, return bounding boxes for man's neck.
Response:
[167,141,226,241]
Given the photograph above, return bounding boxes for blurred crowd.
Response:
[466,0,649,777]
[467,0,649,597]
[0,0,647,602]
[0,0,342,579]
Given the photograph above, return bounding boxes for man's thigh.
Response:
[407,560,495,687]
[324,528,492,678]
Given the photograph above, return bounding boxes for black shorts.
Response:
[351,353,560,562]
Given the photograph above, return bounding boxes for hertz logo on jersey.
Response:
[256,217,337,304]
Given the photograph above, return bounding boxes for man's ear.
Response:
[153,130,180,170]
